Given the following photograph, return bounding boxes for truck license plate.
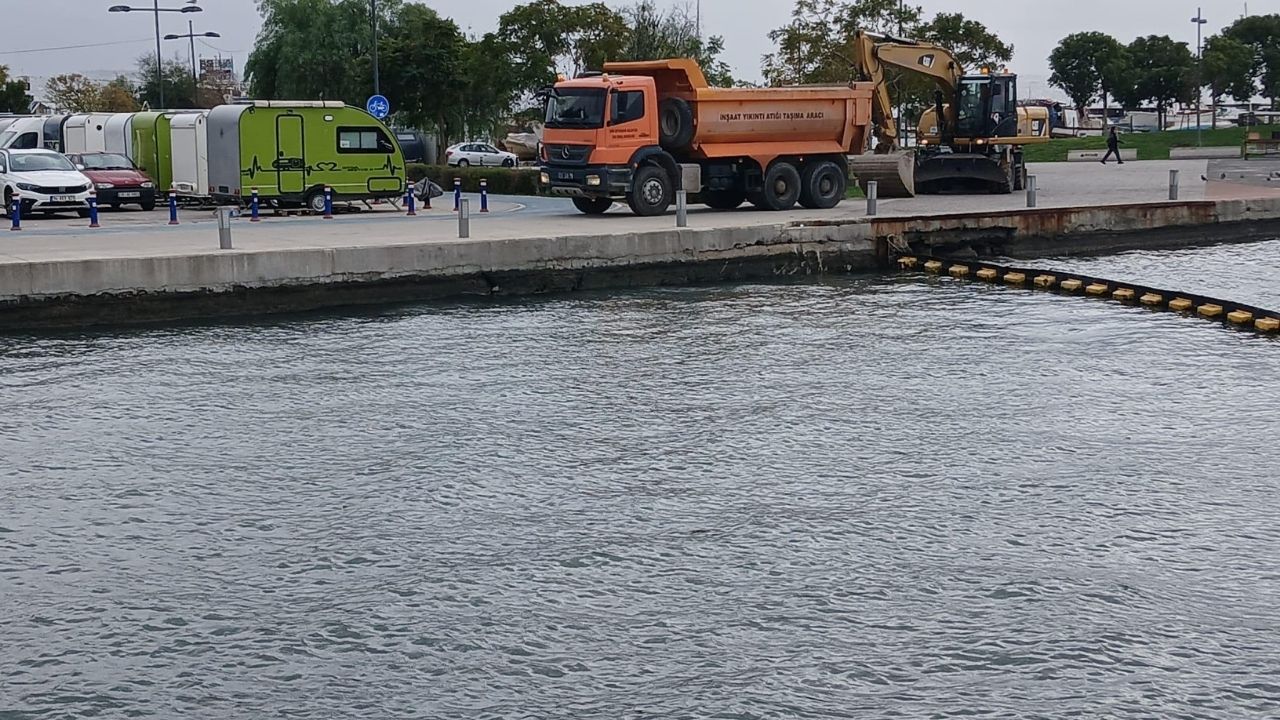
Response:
[119,191,140,198]
[51,195,75,202]
[556,172,574,180]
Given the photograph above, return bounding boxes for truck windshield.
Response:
[545,89,605,129]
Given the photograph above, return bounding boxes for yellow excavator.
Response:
[847,31,1052,198]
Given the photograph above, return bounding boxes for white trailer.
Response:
[169,112,210,198]
[103,113,134,157]
[63,114,114,154]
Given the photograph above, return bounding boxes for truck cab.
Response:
[540,73,662,213]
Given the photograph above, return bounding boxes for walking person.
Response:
[1101,127,1124,165]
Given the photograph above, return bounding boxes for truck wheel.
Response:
[703,189,745,210]
[799,160,847,209]
[627,164,672,216]
[658,98,694,151]
[751,162,801,211]
[572,197,613,215]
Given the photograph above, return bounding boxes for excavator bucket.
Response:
[848,152,916,198]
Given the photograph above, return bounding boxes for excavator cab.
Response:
[954,74,1019,140]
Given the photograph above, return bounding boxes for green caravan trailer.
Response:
[128,112,175,192]
[207,101,405,212]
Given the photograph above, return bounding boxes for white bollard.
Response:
[458,198,470,238]
[866,180,878,216]
[1026,175,1038,208]
[216,206,234,249]
[1169,169,1180,201]
[676,189,687,227]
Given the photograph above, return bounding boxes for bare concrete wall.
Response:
[2,197,1277,329]
[0,222,878,329]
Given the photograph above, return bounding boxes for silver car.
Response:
[445,142,518,168]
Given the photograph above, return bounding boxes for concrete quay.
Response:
[2,160,1279,329]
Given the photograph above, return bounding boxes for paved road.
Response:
[3,159,1273,266]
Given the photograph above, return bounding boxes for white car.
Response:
[0,149,93,218]
[445,142,519,168]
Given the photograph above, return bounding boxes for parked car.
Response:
[0,148,92,217]
[66,152,156,211]
[445,142,518,167]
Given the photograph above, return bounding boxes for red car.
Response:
[66,152,157,211]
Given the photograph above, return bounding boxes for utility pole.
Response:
[187,20,196,89]
[1193,7,1207,146]
[163,21,220,92]
[695,0,701,43]
[153,0,163,107]
[371,0,380,96]
[108,0,203,109]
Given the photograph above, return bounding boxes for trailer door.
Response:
[275,114,305,194]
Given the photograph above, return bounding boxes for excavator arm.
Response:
[850,31,965,152]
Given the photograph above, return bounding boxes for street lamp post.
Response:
[164,22,221,91]
[370,0,379,96]
[108,0,203,109]
[1192,7,1208,146]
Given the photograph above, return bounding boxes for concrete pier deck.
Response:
[2,160,1279,329]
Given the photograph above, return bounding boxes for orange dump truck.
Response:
[539,59,875,216]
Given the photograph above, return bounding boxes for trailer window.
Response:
[610,90,645,125]
[337,127,395,153]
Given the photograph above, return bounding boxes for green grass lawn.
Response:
[1022,125,1280,163]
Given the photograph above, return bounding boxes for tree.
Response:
[45,74,102,113]
[457,34,526,141]
[619,0,734,86]
[1223,14,1280,108]
[136,53,198,109]
[763,0,921,86]
[1124,35,1195,129]
[381,4,467,143]
[99,76,140,112]
[915,12,1011,70]
[495,0,630,93]
[246,0,396,105]
[1048,32,1127,124]
[1202,34,1256,114]
[0,65,31,114]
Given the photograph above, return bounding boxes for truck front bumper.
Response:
[539,165,631,197]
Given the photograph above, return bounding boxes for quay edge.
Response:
[1,197,1279,330]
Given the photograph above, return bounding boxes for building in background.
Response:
[198,56,244,103]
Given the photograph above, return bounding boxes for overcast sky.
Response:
[1,0,1273,101]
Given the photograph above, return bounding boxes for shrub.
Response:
[406,163,540,196]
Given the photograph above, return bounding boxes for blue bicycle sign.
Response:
[366,94,391,120]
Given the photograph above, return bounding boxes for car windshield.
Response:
[10,153,75,172]
[545,89,605,129]
[80,153,133,170]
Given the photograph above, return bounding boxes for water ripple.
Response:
[1,242,1279,718]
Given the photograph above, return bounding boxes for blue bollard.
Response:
[88,192,100,228]
[480,178,489,213]
[453,177,461,212]
[168,190,179,225]
[323,186,333,219]
[9,193,20,231]
[250,187,261,222]
[405,186,416,216]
